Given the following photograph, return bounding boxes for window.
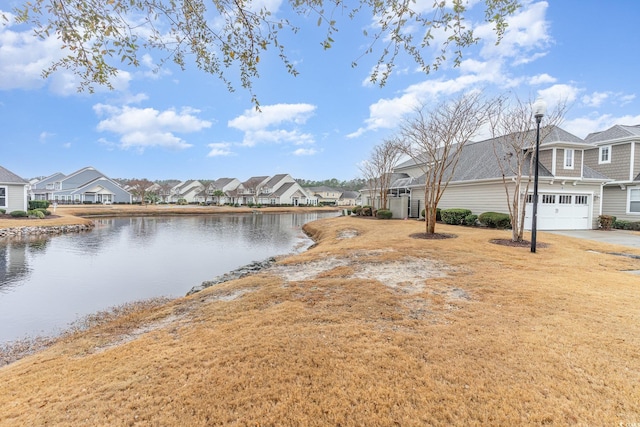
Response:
[599,145,611,164]
[564,149,574,169]
[0,187,6,207]
[526,194,534,203]
[542,194,556,204]
[559,195,572,204]
[575,195,588,205]
[629,188,640,213]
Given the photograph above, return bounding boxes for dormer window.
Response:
[564,149,574,169]
[599,145,611,164]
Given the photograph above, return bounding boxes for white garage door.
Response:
[525,193,591,230]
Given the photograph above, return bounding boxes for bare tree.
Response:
[358,160,380,214]
[398,92,497,234]
[490,96,567,242]
[128,178,154,206]
[359,138,404,211]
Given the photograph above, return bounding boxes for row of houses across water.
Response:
[0,167,361,211]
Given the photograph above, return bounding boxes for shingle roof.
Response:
[390,125,591,187]
[272,182,295,197]
[263,174,288,188]
[585,124,640,144]
[0,165,27,184]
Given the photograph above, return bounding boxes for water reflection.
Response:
[0,212,337,343]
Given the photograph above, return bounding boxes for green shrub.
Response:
[0,208,5,214]
[598,214,615,230]
[28,200,50,210]
[177,198,188,205]
[478,212,512,229]
[376,209,393,219]
[10,210,28,218]
[441,208,472,225]
[27,209,45,219]
[614,219,640,231]
[421,208,441,221]
[464,214,478,226]
[35,208,51,216]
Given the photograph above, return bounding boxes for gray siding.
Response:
[539,150,553,175]
[588,143,632,181]
[602,185,640,221]
[4,184,27,212]
[555,148,582,178]
[427,181,514,215]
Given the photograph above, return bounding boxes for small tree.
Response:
[197,180,214,204]
[359,138,403,210]
[399,92,497,234]
[490,97,566,242]
[212,190,225,205]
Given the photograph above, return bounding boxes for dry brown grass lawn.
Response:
[1,216,640,426]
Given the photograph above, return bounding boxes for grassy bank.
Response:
[1,216,639,425]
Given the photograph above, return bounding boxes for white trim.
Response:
[0,185,7,209]
[627,186,640,215]
[599,145,612,164]
[564,148,575,170]
[630,142,636,181]
[551,147,557,176]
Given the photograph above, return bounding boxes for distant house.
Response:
[238,176,270,205]
[29,166,132,204]
[309,186,342,205]
[0,165,28,212]
[338,191,360,206]
[169,180,203,204]
[211,177,241,205]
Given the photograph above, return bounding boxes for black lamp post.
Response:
[531,98,547,253]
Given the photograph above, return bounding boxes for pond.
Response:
[0,212,338,344]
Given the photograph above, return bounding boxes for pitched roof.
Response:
[585,124,640,144]
[263,174,289,188]
[272,182,295,197]
[339,191,360,200]
[242,176,269,189]
[0,165,27,184]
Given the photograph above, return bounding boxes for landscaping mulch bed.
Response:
[409,232,457,240]
[490,238,549,248]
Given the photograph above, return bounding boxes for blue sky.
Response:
[1,0,639,182]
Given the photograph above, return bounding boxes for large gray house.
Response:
[29,166,132,204]
[0,165,28,212]
[364,125,627,230]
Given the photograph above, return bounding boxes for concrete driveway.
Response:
[546,229,640,249]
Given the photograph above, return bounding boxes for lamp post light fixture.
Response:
[530,97,547,253]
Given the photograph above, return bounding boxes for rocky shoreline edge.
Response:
[0,223,95,238]
[186,257,277,296]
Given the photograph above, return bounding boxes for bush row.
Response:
[598,215,640,231]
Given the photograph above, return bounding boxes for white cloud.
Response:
[564,113,640,139]
[0,13,131,95]
[476,1,551,62]
[39,131,54,142]
[207,142,234,157]
[293,148,317,156]
[228,103,317,147]
[529,73,557,85]
[582,91,609,108]
[537,83,580,106]
[94,104,211,151]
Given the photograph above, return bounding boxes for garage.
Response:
[524,193,591,230]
